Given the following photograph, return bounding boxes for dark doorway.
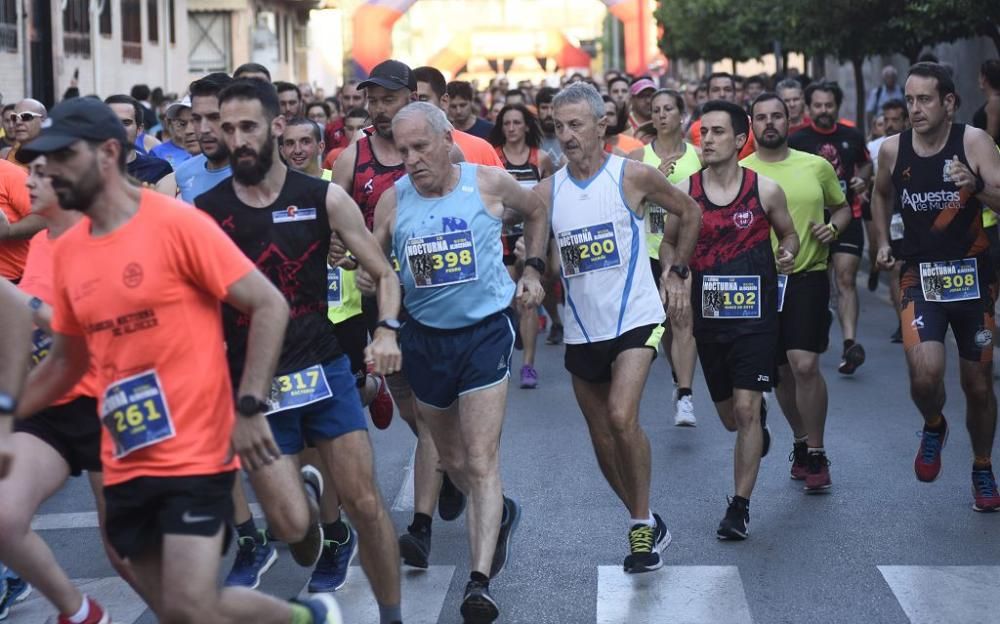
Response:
[30,0,54,106]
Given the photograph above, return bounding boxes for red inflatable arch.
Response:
[352,0,655,77]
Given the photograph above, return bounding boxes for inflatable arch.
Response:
[352,0,653,77]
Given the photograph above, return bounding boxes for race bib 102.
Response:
[405,230,478,288]
[919,258,980,302]
[701,275,762,319]
[101,370,175,458]
[558,222,622,277]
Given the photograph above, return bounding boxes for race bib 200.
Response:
[101,370,175,458]
[405,230,478,288]
[558,222,622,277]
[919,258,980,302]
[701,275,761,319]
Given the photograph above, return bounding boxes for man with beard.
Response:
[742,93,849,492]
[536,86,563,166]
[104,95,173,187]
[171,73,235,204]
[14,96,345,624]
[446,81,494,140]
[198,79,405,624]
[275,82,303,120]
[790,82,872,375]
[627,78,655,136]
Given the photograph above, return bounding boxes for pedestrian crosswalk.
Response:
[10,561,1000,623]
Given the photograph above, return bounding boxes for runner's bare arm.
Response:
[224,270,290,401]
[0,280,30,402]
[871,136,900,268]
[482,166,548,263]
[371,186,397,256]
[759,176,799,272]
[155,172,178,198]
[329,142,357,193]
[958,126,1000,211]
[15,332,88,420]
[0,213,44,241]
[627,160,701,265]
[626,146,645,161]
[657,178,690,269]
[538,151,555,179]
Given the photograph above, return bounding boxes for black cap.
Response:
[16,98,128,163]
[358,60,417,92]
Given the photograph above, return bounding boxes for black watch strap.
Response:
[376,319,401,332]
[236,395,269,417]
[669,264,690,279]
[524,256,546,275]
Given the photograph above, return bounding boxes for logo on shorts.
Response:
[181,511,214,524]
[733,210,753,229]
[122,263,144,288]
[757,374,770,383]
[975,328,993,348]
[497,356,507,371]
[911,315,925,329]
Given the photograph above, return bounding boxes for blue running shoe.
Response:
[308,527,359,593]
[224,530,278,589]
[0,573,31,621]
[297,594,344,623]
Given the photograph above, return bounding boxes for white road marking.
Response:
[391,445,417,512]
[879,565,1000,624]
[597,565,753,624]
[13,576,146,623]
[299,565,454,624]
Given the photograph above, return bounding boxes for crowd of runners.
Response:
[0,53,997,624]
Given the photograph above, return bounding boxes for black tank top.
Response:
[891,124,989,263]
[196,170,342,379]
[972,104,1000,146]
[688,168,778,341]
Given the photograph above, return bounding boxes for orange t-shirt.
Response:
[0,160,33,280]
[51,190,254,485]
[453,130,504,167]
[20,230,98,405]
[689,117,756,160]
[614,133,645,153]
[323,145,348,171]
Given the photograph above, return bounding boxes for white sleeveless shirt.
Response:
[551,154,666,344]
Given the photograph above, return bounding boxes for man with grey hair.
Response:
[533,82,701,572]
[6,99,46,166]
[777,78,810,134]
[371,100,548,624]
[866,65,903,127]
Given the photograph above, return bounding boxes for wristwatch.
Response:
[524,256,547,275]
[236,395,269,417]
[0,392,17,415]
[27,296,43,312]
[669,264,690,280]
[376,319,402,332]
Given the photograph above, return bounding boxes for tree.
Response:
[655,0,775,66]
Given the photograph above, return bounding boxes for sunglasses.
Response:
[9,112,43,123]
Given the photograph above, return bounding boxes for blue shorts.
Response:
[266,356,368,455]
[401,309,515,409]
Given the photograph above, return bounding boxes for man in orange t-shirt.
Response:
[689,72,757,160]
[13,98,344,624]
[0,159,44,282]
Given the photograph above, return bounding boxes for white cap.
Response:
[165,95,192,118]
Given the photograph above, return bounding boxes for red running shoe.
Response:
[789,442,808,480]
[58,597,110,624]
[914,418,948,482]
[804,451,832,492]
[972,468,1000,512]
[369,376,394,430]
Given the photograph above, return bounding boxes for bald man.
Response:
[6,100,46,167]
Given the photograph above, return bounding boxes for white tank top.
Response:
[551,154,666,344]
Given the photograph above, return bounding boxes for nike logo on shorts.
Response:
[181,511,215,524]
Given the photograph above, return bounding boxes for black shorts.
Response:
[697,332,777,403]
[103,471,236,560]
[333,314,368,387]
[565,323,663,384]
[831,217,864,257]
[777,270,832,364]
[899,262,998,362]
[14,396,101,476]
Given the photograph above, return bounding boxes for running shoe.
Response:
[460,579,499,624]
[438,472,466,521]
[291,465,326,567]
[972,468,1000,512]
[717,497,749,540]
[0,574,30,620]
[789,442,809,480]
[519,365,538,389]
[891,325,903,343]
[867,270,879,292]
[838,342,866,375]
[399,524,431,569]
[309,526,359,592]
[56,597,111,624]
[623,513,670,573]
[298,594,344,624]
[673,393,696,427]
[224,530,278,588]
[760,398,770,458]
[369,375,394,429]
[804,451,832,492]
[546,323,563,345]
[914,418,948,482]
[490,496,521,578]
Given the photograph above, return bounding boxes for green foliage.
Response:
[655,0,775,64]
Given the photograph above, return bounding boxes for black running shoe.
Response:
[461,579,499,624]
[545,323,563,345]
[489,496,521,578]
[716,497,749,540]
[891,325,903,343]
[398,525,431,569]
[438,472,467,521]
[290,465,325,567]
[838,342,866,375]
[867,270,879,292]
[623,512,670,573]
[760,398,770,458]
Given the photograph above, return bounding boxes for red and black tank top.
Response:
[495,146,542,187]
[688,167,778,340]
[891,123,989,263]
[351,132,406,232]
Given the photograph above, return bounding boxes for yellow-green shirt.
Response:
[741,149,845,274]
[320,169,362,323]
[642,141,702,258]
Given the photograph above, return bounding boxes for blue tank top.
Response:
[392,163,514,329]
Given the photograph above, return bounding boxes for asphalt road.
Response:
[14,279,1000,624]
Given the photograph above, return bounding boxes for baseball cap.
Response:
[17,97,127,163]
[165,95,192,118]
[358,60,417,92]
[629,79,657,96]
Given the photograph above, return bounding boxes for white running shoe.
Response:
[674,393,696,427]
